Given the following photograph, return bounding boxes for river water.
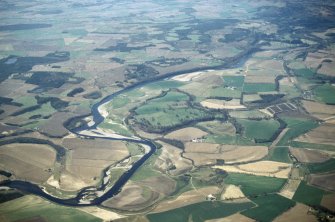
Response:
[1,47,256,206]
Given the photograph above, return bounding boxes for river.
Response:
[1,46,257,206]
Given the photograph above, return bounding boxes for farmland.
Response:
[0,0,335,221]
[242,194,295,222]
[224,173,286,197]
[0,195,101,222]
[293,182,327,206]
[147,201,255,222]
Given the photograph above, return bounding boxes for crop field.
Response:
[243,83,276,93]
[196,121,236,136]
[0,195,101,222]
[147,201,255,222]
[155,142,192,176]
[302,100,335,120]
[102,182,160,211]
[307,158,335,174]
[153,186,221,213]
[132,90,224,133]
[0,143,56,183]
[203,134,256,145]
[295,123,335,146]
[237,119,280,142]
[293,182,327,206]
[313,84,335,104]
[224,173,286,197]
[290,141,335,154]
[1,0,335,220]
[221,184,245,200]
[267,146,291,163]
[62,138,129,189]
[309,172,335,191]
[274,203,318,222]
[321,193,335,212]
[289,147,330,163]
[279,179,301,200]
[200,99,245,110]
[229,110,269,119]
[184,143,268,165]
[242,194,295,222]
[214,161,292,179]
[164,127,207,142]
[277,117,318,146]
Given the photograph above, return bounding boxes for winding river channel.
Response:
[1,48,255,207]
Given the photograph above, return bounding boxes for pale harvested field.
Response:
[221,185,245,200]
[279,77,296,87]
[309,172,335,191]
[153,186,220,213]
[0,143,56,183]
[245,75,275,83]
[185,142,221,153]
[102,182,160,211]
[59,171,88,191]
[214,161,291,179]
[194,74,223,86]
[289,148,330,163]
[78,206,126,221]
[273,203,317,222]
[302,100,335,120]
[243,94,262,103]
[245,59,285,74]
[201,99,246,110]
[0,79,36,97]
[164,127,208,142]
[279,179,301,199]
[206,213,255,222]
[184,143,268,166]
[305,51,331,69]
[295,123,335,145]
[318,60,335,77]
[62,138,129,187]
[321,193,335,211]
[197,121,236,136]
[137,176,176,196]
[171,71,206,82]
[154,141,192,176]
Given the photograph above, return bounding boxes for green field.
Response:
[204,134,255,145]
[209,86,242,98]
[0,195,101,222]
[313,84,335,104]
[133,90,224,132]
[293,68,315,78]
[267,146,291,163]
[307,158,335,174]
[242,194,295,222]
[229,110,268,119]
[291,141,335,152]
[222,76,245,89]
[243,83,276,93]
[237,119,280,142]
[144,80,185,90]
[109,96,130,109]
[277,117,318,146]
[131,149,162,181]
[293,181,327,206]
[147,201,255,222]
[224,173,287,197]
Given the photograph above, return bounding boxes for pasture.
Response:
[147,201,254,222]
[224,173,287,197]
[242,194,295,222]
